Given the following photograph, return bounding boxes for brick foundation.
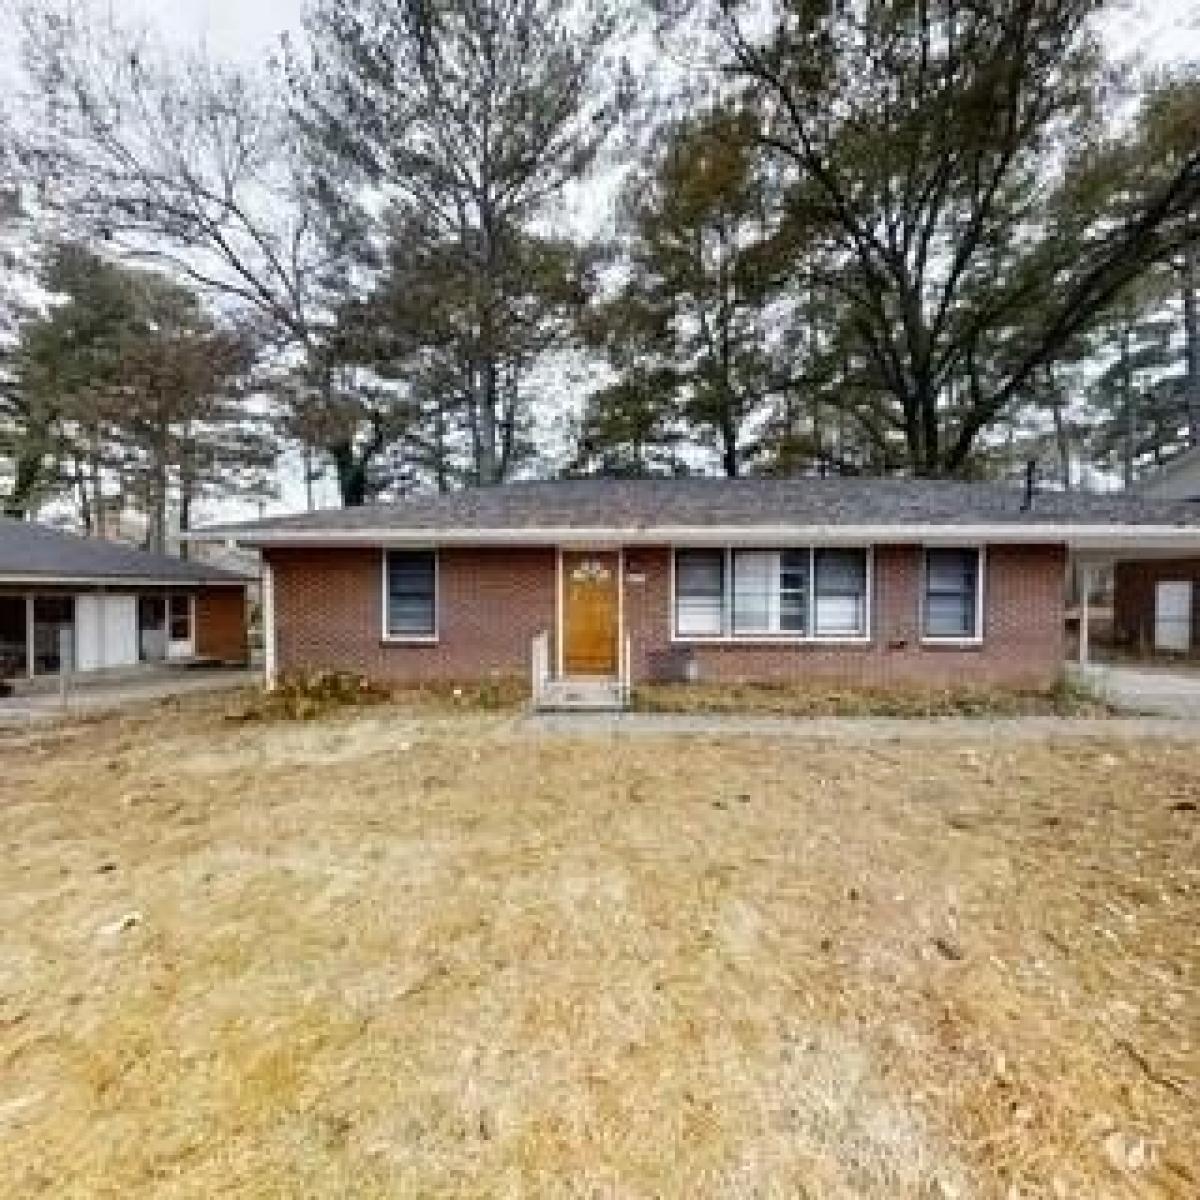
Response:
[269,542,1068,689]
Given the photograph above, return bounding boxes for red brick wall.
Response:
[1114,558,1200,655]
[270,541,1067,688]
[269,546,556,682]
[195,586,249,664]
[623,544,1066,689]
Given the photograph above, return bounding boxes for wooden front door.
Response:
[562,551,620,676]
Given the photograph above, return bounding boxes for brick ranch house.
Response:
[0,515,250,682]
[198,478,1200,702]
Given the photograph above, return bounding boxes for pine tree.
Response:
[581,109,783,477]
[296,0,622,486]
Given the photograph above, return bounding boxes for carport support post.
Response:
[59,625,74,707]
[1078,563,1093,666]
[262,559,277,691]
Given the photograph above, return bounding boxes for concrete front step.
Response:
[536,679,628,712]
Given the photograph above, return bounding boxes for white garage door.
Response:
[1154,581,1192,653]
[75,595,140,672]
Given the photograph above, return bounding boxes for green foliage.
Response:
[296,0,623,487]
[8,245,275,533]
[580,109,785,477]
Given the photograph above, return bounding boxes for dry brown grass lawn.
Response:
[0,696,1197,1198]
[633,679,1113,718]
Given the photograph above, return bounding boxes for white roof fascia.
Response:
[188,524,1200,553]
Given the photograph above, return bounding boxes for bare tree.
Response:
[17,3,388,504]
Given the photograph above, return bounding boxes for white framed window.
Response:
[383,549,438,640]
[673,547,869,641]
[923,547,983,641]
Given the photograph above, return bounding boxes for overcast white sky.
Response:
[115,0,1198,65]
[105,0,304,61]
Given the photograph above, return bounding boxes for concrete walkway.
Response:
[0,668,259,726]
[1072,662,1200,719]
[521,710,1200,740]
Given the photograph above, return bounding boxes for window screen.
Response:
[814,549,867,636]
[675,550,725,636]
[387,550,437,637]
[924,548,980,638]
[732,551,775,634]
[730,550,811,635]
[779,551,810,633]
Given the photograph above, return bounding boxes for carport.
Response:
[1061,491,1200,666]
[0,516,251,683]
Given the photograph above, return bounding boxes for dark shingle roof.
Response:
[0,516,250,583]
[197,476,1200,539]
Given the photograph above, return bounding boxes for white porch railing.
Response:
[531,628,631,709]
[530,630,551,706]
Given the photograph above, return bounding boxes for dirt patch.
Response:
[0,700,1195,1196]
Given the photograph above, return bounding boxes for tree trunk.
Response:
[89,447,103,539]
[73,456,92,535]
[178,475,192,561]
[475,357,501,485]
[1183,242,1200,447]
[1120,324,1136,489]
[1046,367,1072,490]
[330,440,369,507]
[5,448,46,517]
[150,410,169,552]
[433,400,449,494]
[303,442,315,511]
[720,410,739,478]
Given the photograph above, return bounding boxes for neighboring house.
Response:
[93,500,263,581]
[0,516,251,682]
[1113,448,1200,655]
[196,477,1200,702]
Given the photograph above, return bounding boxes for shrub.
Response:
[227,670,392,722]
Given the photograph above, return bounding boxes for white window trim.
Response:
[381,547,440,644]
[669,546,874,645]
[919,545,986,646]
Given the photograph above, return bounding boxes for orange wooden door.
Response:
[562,551,619,676]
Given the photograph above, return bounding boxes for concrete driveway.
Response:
[0,667,260,726]
[1074,662,1200,718]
